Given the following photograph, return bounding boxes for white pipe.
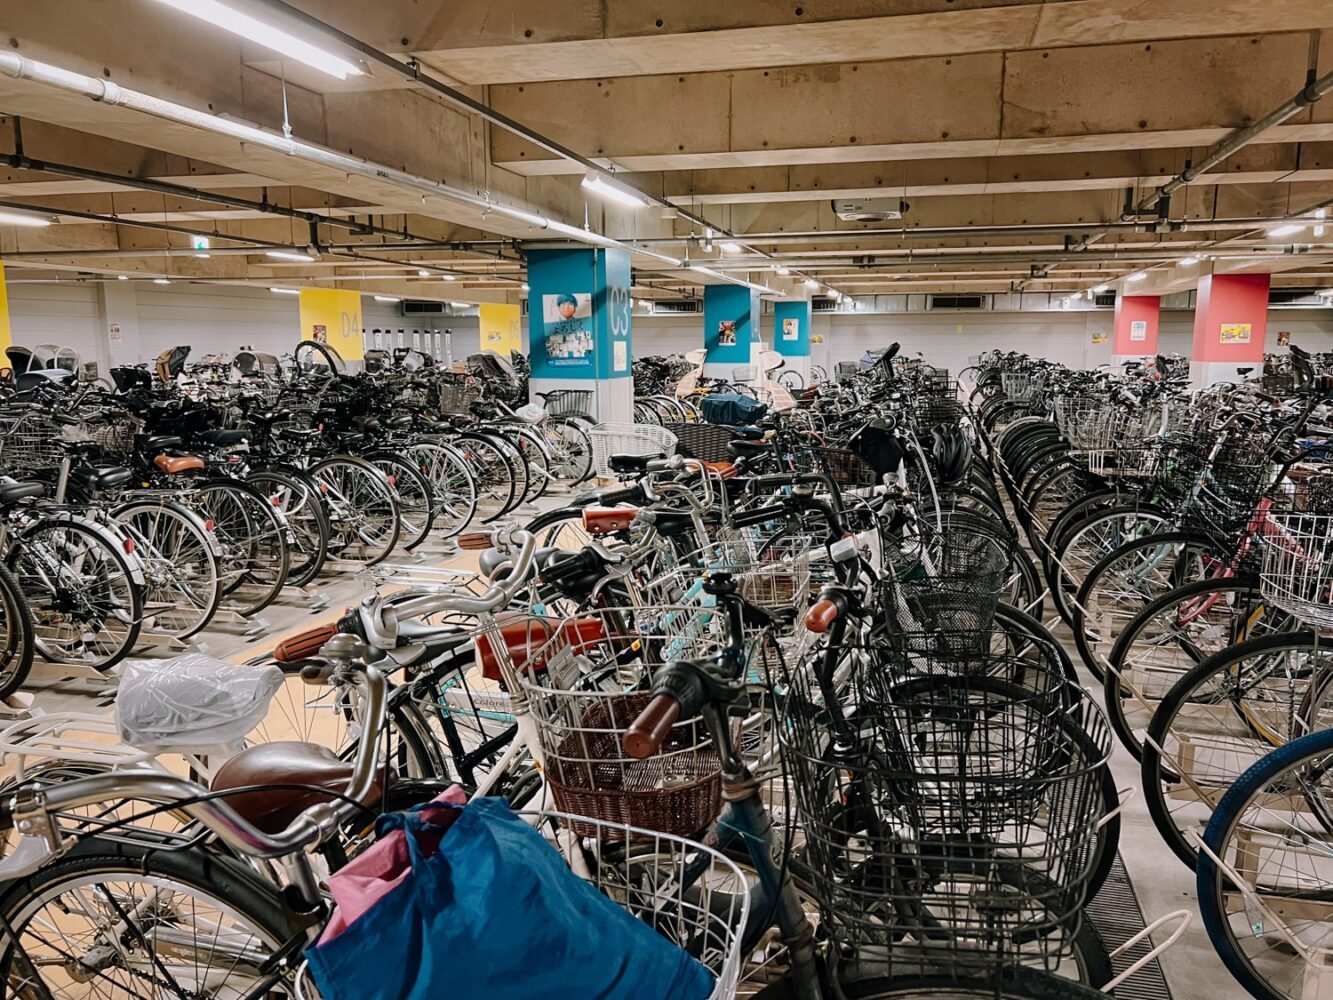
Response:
[0,53,684,267]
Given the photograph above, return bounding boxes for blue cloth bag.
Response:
[700,392,768,427]
[306,797,715,1000]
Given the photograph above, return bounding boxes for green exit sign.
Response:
[191,236,210,251]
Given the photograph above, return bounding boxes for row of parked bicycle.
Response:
[0,345,1168,999]
[981,347,1333,1000]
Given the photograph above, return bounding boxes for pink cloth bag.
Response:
[318,786,468,945]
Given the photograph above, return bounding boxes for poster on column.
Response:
[298,289,364,362]
[480,303,523,356]
[1130,320,1147,342]
[1220,323,1252,345]
[541,292,595,371]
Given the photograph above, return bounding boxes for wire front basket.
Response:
[517,811,749,1000]
[513,606,741,839]
[0,412,66,470]
[589,423,678,478]
[1000,372,1043,401]
[886,530,1014,644]
[1259,475,1333,627]
[542,389,594,419]
[775,651,1112,979]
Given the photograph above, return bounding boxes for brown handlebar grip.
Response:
[804,598,841,634]
[623,694,681,760]
[457,531,493,551]
[273,623,337,664]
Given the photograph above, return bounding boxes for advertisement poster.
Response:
[1220,323,1252,344]
[1129,320,1147,342]
[1091,332,1108,345]
[542,292,595,369]
[1278,330,1291,347]
[298,289,364,361]
[614,340,628,373]
[782,318,800,342]
[717,320,738,346]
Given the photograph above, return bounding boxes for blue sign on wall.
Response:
[527,247,632,380]
[773,301,811,357]
[704,285,756,365]
[528,249,596,379]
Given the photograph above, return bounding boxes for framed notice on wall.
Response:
[1220,323,1252,344]
[1129,320,1147,342]
[1091,332,1108,345]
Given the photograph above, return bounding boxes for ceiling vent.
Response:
[1269,288,1323,306]
[831,198,909,222]
[402,300,445,314]
[654,299,701,314]
[929,294,985,310]
[812,296,839,312]
[1094,292,1117,308]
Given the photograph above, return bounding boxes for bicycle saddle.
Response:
[608,453,658,474]
[276,427,321,441]
[727,439,770,460]
[0,481,45,505]
[142,434,184,452]
[197,428,248,446]
[253,409,292,425]
[210,741,385,834]
[72,466,134,492]
[385,414,413,431]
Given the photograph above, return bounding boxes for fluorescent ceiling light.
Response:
[1126,272,1148,282]
[194,253,211,259]
[117,275,129,281]
[1092,284,1109,294]
[417,269,432,277]
[154,278,171,285]
[0,210,52,228]
[804,278,821,290]
[152,0,364,80]
[522,283,530,291]
[270,286,301,295]
[581,173,652,209]
[373,295,402,304]
[775,266,791,276]
[1268,224,1305,238]
[452,302,471,308]
[719,241,744,254]
[1178,256,1200,266]
[267,250,314,262]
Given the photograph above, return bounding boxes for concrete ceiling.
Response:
[0,0,1331,302]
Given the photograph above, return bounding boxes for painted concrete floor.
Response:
[13,533,1247,1000]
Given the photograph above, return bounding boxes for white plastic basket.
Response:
[589,422,678,478]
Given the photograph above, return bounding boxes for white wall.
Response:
[3,281,482,370]
[633,307,1333,374]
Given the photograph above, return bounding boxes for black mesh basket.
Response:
[885,531,1014,646]
[665,422,739,463]
[774,647,1111,980]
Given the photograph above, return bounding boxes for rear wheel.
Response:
[112,499,220,639]
[248,467,330,587]
[192,480,290,616]
[0,564,34,699]
[367,452,436,551]
[312,456,401,566]
[402,441,478,539]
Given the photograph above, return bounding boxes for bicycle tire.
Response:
[248,466,331,587]
[11,515,143,671]
[366,451,437,551]
[1141,630,1327,870]
[402,440,478,538]
[112,497,222,639]
[1050,506,1173,631]
[1104,578,1272,762]
[1196,726,1333,1000]
[1070,528,1219,680]
[0,561,34,699]
[312,455,401,566]
[545,417,595,484]
[0,836,307,997]
[455,432,520,523]
[193,479,291,615]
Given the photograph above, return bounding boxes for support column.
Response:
[773,300,812,385]
[703,285,758,380]
[96,279,142,373]
[527,247,633,422]
[1190,274,1270,387]
[1112,295,1159,367]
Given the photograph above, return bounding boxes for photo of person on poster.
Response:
[542,292,595,367]
[718,320,737,346]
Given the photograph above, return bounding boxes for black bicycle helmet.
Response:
[848,419,905,479]
[930,424,973,487]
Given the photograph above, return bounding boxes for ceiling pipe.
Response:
[242,0,724,238]
[0,196,295,250]
[0,52,686,271]
[1132,66,1333,216]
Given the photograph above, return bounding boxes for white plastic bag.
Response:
[115,655,284,752]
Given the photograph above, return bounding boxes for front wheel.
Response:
[0,837,309,998]
[0,562,34,700]
[312,456,401,566]
[12,517,142,671]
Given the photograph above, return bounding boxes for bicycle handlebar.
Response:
[623,693,681,760]
[364,529,537,648]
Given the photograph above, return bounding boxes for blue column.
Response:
[772,300,812,383]
[527,247,633,421]
[703,285,757,379]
